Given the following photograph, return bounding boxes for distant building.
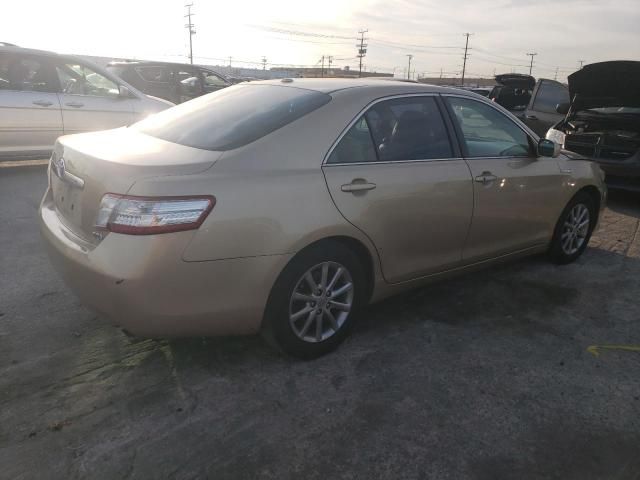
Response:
[417,77,496,87]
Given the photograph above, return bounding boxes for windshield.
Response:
[133,84,331,150]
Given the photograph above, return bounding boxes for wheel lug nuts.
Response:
[316,309,322,314]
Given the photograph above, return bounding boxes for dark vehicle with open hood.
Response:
[546,61,640,190]
[490,74,569,136]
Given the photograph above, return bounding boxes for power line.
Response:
[184,3,195,65]
[357,29,368,78]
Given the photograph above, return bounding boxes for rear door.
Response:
[0,52,63,157]
[524,80,570,136]
[444,95,565,262]
[54,59,135,135]
[322,95,473,283]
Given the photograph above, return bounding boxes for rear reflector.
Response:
[95,194,215,235]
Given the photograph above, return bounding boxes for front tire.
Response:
[263,241,366,359]
[548,192,597,264]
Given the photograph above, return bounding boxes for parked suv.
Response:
[0,45,173,159]
[490,74,570,136]
[107,61,231,104]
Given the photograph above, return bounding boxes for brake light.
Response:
[95,194,215,235]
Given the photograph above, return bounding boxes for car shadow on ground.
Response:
[156,242,639,371]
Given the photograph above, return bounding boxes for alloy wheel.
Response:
[561,203,590,255]
[288,261,354,343]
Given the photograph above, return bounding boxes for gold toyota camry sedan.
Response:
[40,78,606,358]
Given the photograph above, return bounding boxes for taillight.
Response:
[95,194,215,235]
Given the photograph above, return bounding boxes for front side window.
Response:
[447,96,531,158]
[134,84,331,151]
[329,96,453,164]
[1,54,58,93]
[202,71,228,87]
[532,81,570,114]
[176,68,202,96]
[56,62,119,97]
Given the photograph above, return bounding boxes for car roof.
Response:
[0,45,64,57]
[253,77,471,95]
[107,60,218,70]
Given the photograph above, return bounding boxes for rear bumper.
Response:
[39,189,291,337]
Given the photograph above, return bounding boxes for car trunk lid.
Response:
[49,127,220,243]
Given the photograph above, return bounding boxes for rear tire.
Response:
[548,192,597,264]
[262,241,366,359]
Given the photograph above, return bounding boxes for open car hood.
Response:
[568,61,640,109]
[494,73,535,90]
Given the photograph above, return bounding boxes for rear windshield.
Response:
[132,84,331,150]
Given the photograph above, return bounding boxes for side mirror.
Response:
[118,85,133,99]
[538,138,561,158]
[555,102,570,115]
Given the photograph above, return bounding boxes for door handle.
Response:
[341,180,377,193]
[474,172,498,184]
[525,114,538,120]
[65,102,84,108]
[33,100,53,107]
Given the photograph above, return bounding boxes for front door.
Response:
[0,52,63,157]
[444,95,565,262]
[323,95,473,283]
[54,60,135,135]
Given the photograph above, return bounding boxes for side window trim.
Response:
[441,93,538,160]
[323,93,460,166]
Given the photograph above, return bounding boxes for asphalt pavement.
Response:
[1,165,639,480]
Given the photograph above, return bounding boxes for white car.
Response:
[0,44,173,159]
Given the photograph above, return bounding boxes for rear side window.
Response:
[532,81,569,114]
[328,117,377,164]
[134,84,331,151]
[328,96,452,164]
[0,54,58,93]
[136,66,172,84]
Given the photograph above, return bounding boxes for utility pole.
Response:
[356,29,368,78]
[320,55,325,77]
[526,52,537,75]
[261,56,267,71]
[554,67,559,81]
[406,54,413,80]
[327,55,333,74]
[578,59,585,69]
[184,3,195,64]
[461,32,472,86]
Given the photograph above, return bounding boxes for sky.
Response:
[3,0,639,81]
